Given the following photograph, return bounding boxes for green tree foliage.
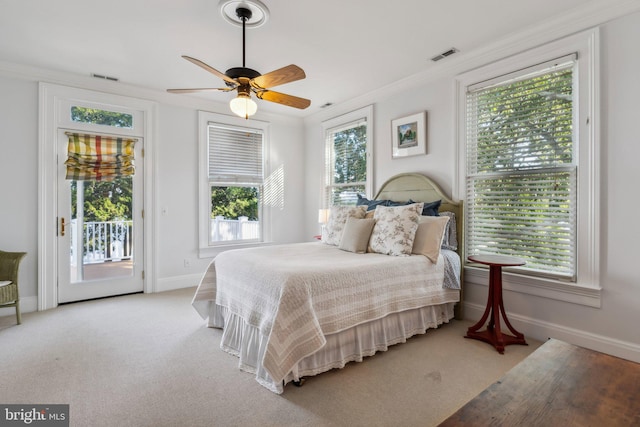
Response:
[211,186,258,220]
[330,124,367,205]
[333,125,367,185]
[71,106,133,128]
[71,178,132,222]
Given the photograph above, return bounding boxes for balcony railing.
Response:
[70,219,133,266]
[211,216,260,242]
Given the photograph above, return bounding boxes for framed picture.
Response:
[391,112,427,158]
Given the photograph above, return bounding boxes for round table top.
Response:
[468,254,526,267]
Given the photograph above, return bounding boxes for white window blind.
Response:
[208,123,263,184]
[325,117,368,206]
[466,56,577,280]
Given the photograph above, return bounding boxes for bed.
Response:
[192,173,464,393]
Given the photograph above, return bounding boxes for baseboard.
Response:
[0,295,38,318]
[154,273,202,293]
[463,301,640,363]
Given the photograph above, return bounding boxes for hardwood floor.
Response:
[439,338,640,426]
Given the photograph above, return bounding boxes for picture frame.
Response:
[391,111,427,158]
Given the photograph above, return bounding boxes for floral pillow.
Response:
[369,203,424,256]
[321,205,367,246]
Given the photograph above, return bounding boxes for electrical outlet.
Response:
[183,259,191,268]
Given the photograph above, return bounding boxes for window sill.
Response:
[464,266,602,308]
[198,241,275,259]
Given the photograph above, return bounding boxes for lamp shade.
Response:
[318,208,330,224]
[230,94,258,119]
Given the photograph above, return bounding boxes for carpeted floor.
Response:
[0,288,540,427]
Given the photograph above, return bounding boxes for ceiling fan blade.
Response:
[167,87,234,94]
[255,90,311,109]
[181,55,238,86]
[251,65,306,89]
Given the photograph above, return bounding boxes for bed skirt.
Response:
[207,302,456,393]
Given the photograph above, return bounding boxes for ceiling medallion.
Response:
[219,0,270,28]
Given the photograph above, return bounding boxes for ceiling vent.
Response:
[431,48,458,62]
[92,73,119,82]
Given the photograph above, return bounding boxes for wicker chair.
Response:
[0,250,27,325]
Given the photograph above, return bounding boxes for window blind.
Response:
[325,117,367,206]
[208,123,263,184]
[465,58,577,279]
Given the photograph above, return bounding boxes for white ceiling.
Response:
[0,0,630,117]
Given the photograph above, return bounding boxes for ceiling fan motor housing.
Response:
[225,67,261,86]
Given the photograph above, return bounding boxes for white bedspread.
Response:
[192,242,459,383]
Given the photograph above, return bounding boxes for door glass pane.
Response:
[70,106,133,128]
[69,177,134,283]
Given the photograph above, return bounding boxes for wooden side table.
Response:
[465,254,527,354]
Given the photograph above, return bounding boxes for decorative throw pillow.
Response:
[386,199,416,208]
[356,195,387,211]
[421,200,442,216]
[369,203,423,256]
[439,211,458,251]
[321,205,367,246]
[339,217,376,253]
[412,215,450,263]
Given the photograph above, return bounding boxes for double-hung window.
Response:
[457,29,600,300]
[466,55,577,279]
[199,112,267,249]
[322,106,373,206]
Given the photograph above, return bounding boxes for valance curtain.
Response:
[64,132,137,181]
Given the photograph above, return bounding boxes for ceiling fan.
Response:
[167,5,310,118]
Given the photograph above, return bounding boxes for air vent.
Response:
[431,48,458,62]
[92,73,119,82]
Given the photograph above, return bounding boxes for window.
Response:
[206,122,264,245]
[466,55,576,280]
[457,29,600,300]
[322,106,373,206]
[71,106,133,128]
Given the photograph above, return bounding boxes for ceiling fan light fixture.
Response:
[230,93,258,119]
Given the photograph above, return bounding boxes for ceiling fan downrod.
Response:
[236,7,252,68]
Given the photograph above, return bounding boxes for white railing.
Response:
[210,216,260,242]
[70,219,133,265]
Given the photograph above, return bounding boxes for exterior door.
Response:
[57,129,144,303]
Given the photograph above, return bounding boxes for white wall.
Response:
[304,11,640,361]
[0,69,306,306]
[0,77,39,310]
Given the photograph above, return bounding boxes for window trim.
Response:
[321,105,374,207]
[198,111,270,257]
[454,28,601,306]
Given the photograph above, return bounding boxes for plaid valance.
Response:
[65,133,137,181]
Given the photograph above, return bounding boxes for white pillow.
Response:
[412,216,450,263]
[339,217,376,253]
[369,203,423,256]
[321,205,367,246]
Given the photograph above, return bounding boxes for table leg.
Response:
[465,265,527,353]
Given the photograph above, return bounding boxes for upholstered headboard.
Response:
[374,173,464,319]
